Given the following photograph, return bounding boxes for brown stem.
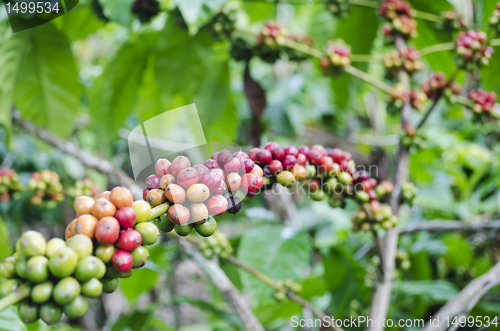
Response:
[416,94,441,129]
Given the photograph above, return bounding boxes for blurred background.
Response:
[1,0,500,330]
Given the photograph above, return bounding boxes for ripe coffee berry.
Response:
[296,153,307,165]
[145,175,161,189]
[282,155,297,170]
[217,150,233,165]
[74,196,95,215]
[224,157,241,173]
[269,160,283,174]
[298,145,310,155]
[256,149,272,165]
[190,203,209,224]
[226,173,242,192]
[155,159,172,176]
[171,156,191,177]
[167,204,191,225]
[250,164,264,177]
[205,195,228,216]
[241,173,259,192]
[95,217,120,245]
[193,164,209,176]
[109,187,134,209]
[116,229,142,251]
[146,189,167,207]
[92,199,116,219]
[165,184,186,204]
[204,159,220,170]
[200,171,223,191]
[248,148,260,160]
[112,250,134,272]
[160,174,177,189]
[272,146,286,160]
[177,167,200,189]
[242,158,255,173]
[307,149,323,165]
[115,207,137,229]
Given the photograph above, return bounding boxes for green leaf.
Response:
[98,0,136,26]
[13,23,81,138]
[0,306,27,331]
[59,4,106,42]
[177,0,228,34]
[441,233,473,267]
[155,18,213,98]
[394,280,458,302]
[242,2,276,23]
[236,225,312,307]
[90,31,159,140]
[0,216,11,260]
[120,268,159,302]
[0,26,29,148]
[110,310,155,331]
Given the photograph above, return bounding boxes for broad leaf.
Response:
[98,0,136,26]
[13,23,81,138]
[59,3,106,42]
[394,280,458,302]
[237,225,311,307]
[120,268,159,302]
[0,307,27,331]
[177,0,228,34]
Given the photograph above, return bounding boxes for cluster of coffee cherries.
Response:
[0,169,22,202]
[320,40,351,75]
[410,88,428,112]
[467,89,498,116]
[67,178,100,200]
[400,123,426,150]
[286,34,315,62]
[198,232,233,259]
[325,0,351,19]
[455,30,493,70]
[255,21,288,63]
[383,47,423,76]
[0,231,109,324]
[247,142,397,230]
[274,279,302,301]
[28,170,64,208]
[422,72,461,102]
[206,5,237,42]
[387,83,409,111]
[395,250,411,270]
[68,187,157,281]
[143,152,264,238]
[131,0,160,23]
[379,0,418,40]
[440,10,466,33]
[401,182,418,204]
[489,3,500,33]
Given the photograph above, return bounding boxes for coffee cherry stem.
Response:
[0,284,31,313]
[148,202,171,222]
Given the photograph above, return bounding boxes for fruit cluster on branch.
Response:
[67,178,100,200]
[455,30,494,70]
[380,0,418,40]
[421,72,461,102]
[489,3,500,34]
[199,232,233,259]
[28,170,64,208]
[206,5,237,42]
[0,186,160,325]
[440,10,466,33]
[0,169,21,202]
[467,89,498,118]
[383,47,423,76]
[325,0,351,19]
[320,40,351,74]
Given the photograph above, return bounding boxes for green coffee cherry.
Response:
[0,279,20,298]
[323,177,338,193]
[18,301,39,324]
[156,218,175,233]
[40,302,62,325]
[66,234,93,260]
[95,258,106,279]
[31,281,54,304]
[20,231,46,257]
[102,277,119,293]
[15,238,24,258]
[174,224,193,237]
[131,246,149,268]
[276,171,296,187]
[134,222,159,246]
[63,296,88,320]
[195,217,217,237]
[45,238,66,259]
[75,256,101,282]
[310,189,325,201]
[49,246,78,278]
[14,257,28,279]
[95,245,115,264]
[53,277,81,305]
[337,172,353,185]
[26,256,49,283]
[81,278,103,298]
[0,257,16,279]
[355,191,370,203]
[305,165,316,178]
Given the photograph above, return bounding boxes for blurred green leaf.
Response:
[442,233,473,267]
[394,280,458,302]
[98,0,136,26]
[59,4,106,41]
[242,2,275,23]
[110,309,155,331]
[13,23,81,138]
[177,0,228,34]
[237,225,311,307]
[0,216,11,259]
[0,306,26,331]
[120,268,159,302]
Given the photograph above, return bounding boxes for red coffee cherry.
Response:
[145,175,161,189]
[284,145,299,157]
[271,146,286,160]
[248,148,260,161]
[307,149,323,165]
[115,207,137,229]
[224,157,241,173]
[217,150,233,165]
[193,164,209,176]
[95,217,120,245]
[282,155,297,170]
[112,250,133,272]
[109,187,134,209]
[204,159,220,170]
[116,229,142,251]
[256,149,272,165]
[200,171,223,191]
[171,156,191,177]
[155,159,172,176]
[167,204,191,225]
[142,188,150,201]
[211,151,220,160]
[298,145,310,155]
[264,142,279,152]
[159,174,177,189]
[92,199,117,219]
[241,173,259,192]
[269,160,283,174]
[205,195,228,216]
[212,180,227,195]
[242,159,255,173]
[296,153,307,166]
[177,167,200,189]
[226,173,242,192]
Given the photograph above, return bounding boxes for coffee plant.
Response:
[1,0,500,329]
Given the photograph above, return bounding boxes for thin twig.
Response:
[175,238,266,331]
[419,42,455,57]
[13,111,144,199]
[344,65,393,94]
[422,263,500,331]
[413,10,444,23]
[416,94,441,129]
[350,54,383,63]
